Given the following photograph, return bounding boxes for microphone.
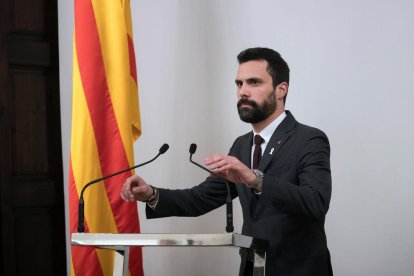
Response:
[188,143,234,233]
[77,143,169,233]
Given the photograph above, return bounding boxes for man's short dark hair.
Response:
[237,47,290,91]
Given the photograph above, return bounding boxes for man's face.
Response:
[235,60,277,123]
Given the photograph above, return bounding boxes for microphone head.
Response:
[189,143,197,154]
[159,143,169,154]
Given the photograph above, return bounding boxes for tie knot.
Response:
[254,135,264,146]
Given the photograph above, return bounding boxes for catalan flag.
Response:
[69,0,143,275]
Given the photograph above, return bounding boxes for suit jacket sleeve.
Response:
[259,127,332,220]
[146,176,237,219]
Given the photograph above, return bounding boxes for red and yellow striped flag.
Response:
[69,0,143,275]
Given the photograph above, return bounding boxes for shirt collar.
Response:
[253,111,287,143]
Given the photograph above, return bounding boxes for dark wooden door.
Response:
[0,0,67,275]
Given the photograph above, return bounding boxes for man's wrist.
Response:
[145,186,159,204]
[247,169,264,191]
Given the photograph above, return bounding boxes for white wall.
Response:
[59,1,414,275]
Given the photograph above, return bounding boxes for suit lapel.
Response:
[239,132,253,167]
[258,131,290,171]
[258,111,296,172]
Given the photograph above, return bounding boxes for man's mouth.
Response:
[238,99,256,108]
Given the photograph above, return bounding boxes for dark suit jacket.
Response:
[146,111,333,275]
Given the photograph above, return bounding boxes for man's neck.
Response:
[252,107,285,133]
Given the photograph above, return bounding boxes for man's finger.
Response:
[120,191,127,201]
[204,154,224,165]
[131,185,145,194]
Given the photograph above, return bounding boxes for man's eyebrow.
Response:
[235,77,262,83]
[245,77,262,82]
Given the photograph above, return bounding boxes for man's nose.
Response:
[238,84,250,98]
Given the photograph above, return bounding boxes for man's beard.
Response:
[237,92,277,123]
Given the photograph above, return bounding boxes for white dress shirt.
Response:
[251,111,287,168]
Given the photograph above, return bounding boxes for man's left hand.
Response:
[204,155,256,186]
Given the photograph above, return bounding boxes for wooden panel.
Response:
[0,0,66,274]
[11,70,49,174]
[7,34,52,67]
[14,207,66,275]
[11,179,59,207]
[13,0,47,32]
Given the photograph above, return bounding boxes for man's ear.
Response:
[276,82,288,100]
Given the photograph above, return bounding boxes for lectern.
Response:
[71,233,267,276]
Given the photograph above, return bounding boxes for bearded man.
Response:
[121,47,333,275]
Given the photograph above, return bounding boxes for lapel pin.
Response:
[277,140,282,145]
[269,148,275,155]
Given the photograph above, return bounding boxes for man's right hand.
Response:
[120,174,153,202]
